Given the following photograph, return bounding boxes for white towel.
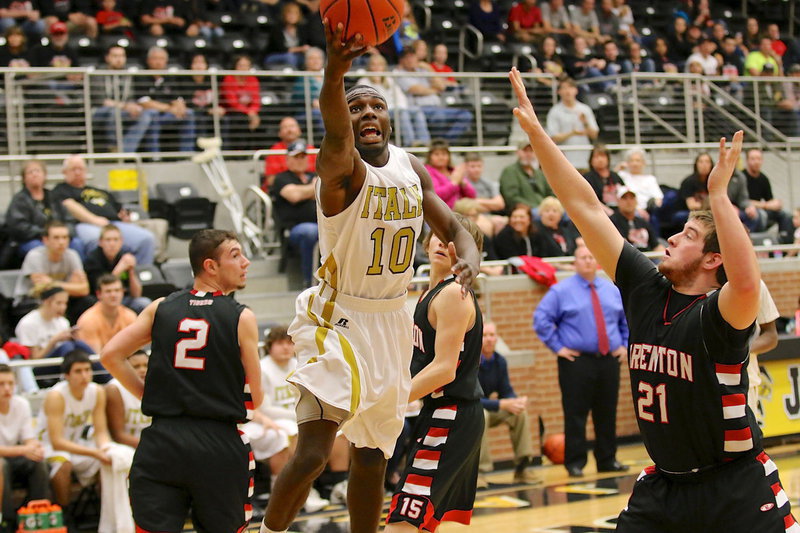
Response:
[98,443,136,533]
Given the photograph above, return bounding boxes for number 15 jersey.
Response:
[316,144,424,299]
[144,289,251,423]
[615,243,758,473]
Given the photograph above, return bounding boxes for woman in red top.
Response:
[221,54,261,150]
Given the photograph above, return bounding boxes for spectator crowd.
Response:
[1,0,800,530]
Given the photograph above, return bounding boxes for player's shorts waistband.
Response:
[656,448,761,482]
[316,280,407,312]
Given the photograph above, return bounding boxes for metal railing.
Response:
[0,67,545,157]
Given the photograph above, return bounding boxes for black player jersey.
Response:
[411,277,483,402]
[615,243,759,472]
[143,289,252,423]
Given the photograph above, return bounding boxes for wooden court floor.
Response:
[236,441,800,533]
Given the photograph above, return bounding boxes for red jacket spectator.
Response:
[264,141,317,181]
[220,74,260,115]
[508,1,542,30]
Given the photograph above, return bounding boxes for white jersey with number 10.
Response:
[316,144,424,299]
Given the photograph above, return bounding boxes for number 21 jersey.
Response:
[144,289,251,423]
[615,243,758,473]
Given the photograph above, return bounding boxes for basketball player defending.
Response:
[385,214,485,533]
[260,23,481,533]
[509,67,797,532]
[101,230,263,533]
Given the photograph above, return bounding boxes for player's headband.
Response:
[345,85,387,104]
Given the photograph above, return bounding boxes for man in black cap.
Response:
[269,140,318,288]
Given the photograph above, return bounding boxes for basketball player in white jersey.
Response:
[106,350,151,448]
[38,350,112,514]
[261,22,481,533]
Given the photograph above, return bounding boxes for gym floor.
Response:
[227,441,800,533]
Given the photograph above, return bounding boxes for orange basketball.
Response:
[542,433,565,465]
[320,0,402,48]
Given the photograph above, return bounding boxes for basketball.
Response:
[542,433,565,465]
[320,0,402,48]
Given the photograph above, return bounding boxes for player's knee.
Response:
[292,447,329,478]
[351,447,387,474]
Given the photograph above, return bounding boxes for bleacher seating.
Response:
[154,183,217,239]
[160,260,194,291]
[135,264,178,300]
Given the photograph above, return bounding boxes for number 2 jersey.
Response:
[315,143,424,299]
[615,243,758,472]
[143,289,252,423]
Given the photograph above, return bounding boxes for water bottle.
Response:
[49,504,64,528]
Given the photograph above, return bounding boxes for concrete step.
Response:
[237,291,300,325]
[240,274,290,294]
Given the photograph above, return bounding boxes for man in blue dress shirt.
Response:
[533,246,630,477]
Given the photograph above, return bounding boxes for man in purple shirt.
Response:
[533,245,629,477]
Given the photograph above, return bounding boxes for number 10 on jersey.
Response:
[367,227,416,275]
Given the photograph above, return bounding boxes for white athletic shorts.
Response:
[288,282,413,458]
[239,421,291,462]
[45,442,101,486]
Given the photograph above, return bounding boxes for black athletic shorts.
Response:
[129,416,254,533]
[617,449,798,533]
[386,398,483,532]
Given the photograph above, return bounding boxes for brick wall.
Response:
[480,257,800,467]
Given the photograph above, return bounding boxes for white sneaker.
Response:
[303,488,329,513]
[329,480,348,505]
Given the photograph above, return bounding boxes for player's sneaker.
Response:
[329,480,348,505]
[303,488,329,512]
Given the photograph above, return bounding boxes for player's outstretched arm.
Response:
[316,21,369,215]
[411,156,480,295]
[709,132,761,329]
[509,67,624,279]
[238,308,263,409]
[408,283,475,402]
[100,299,161,400]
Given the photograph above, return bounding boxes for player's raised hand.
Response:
[324,20,368,72]
[448,241,479,298]
[708,130,744,196]
[509,67,541,135]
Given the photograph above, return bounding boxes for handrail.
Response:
[413,245,800,280]
[458,24,484,72]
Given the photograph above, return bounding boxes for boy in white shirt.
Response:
[0,364,48,530]
[37,350,111,517]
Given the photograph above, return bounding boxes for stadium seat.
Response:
[110,189,140,207]
[160,260,194,290]
[136,264,177,300]
[218,33,253,55]
[153,183,217,239]
[0,270,20,298]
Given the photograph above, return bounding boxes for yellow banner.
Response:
[758,359,800,438]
